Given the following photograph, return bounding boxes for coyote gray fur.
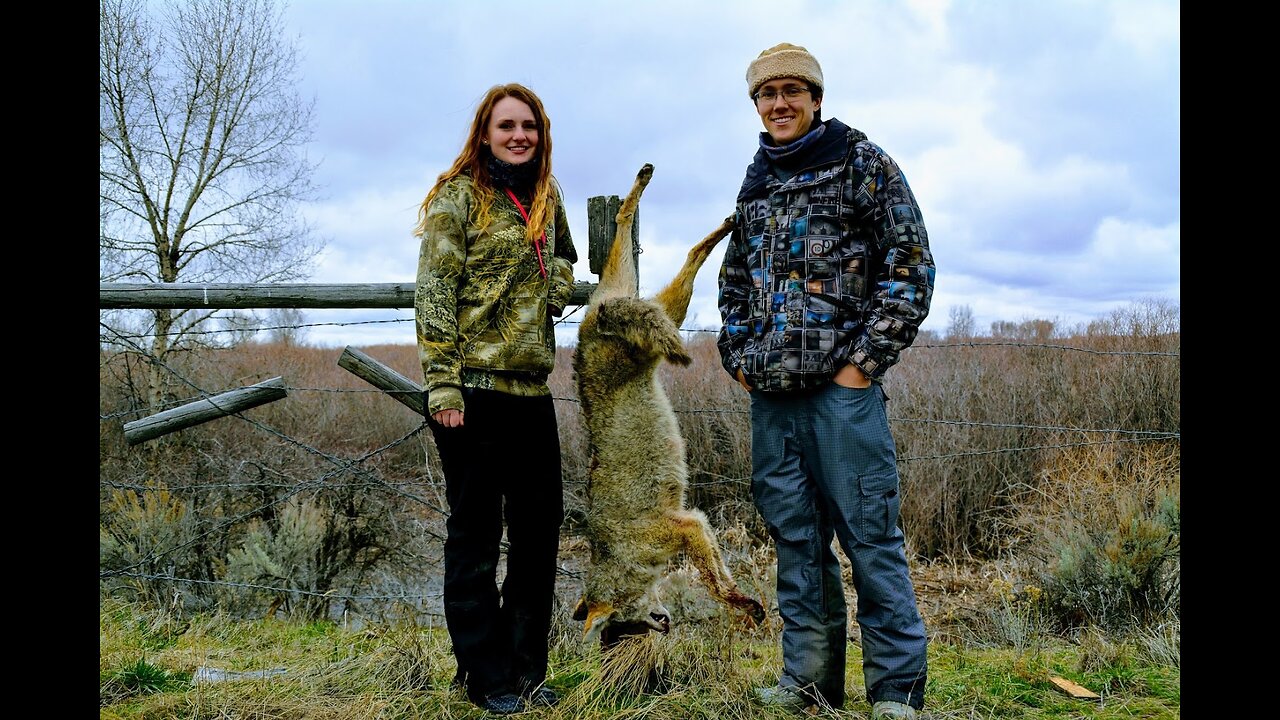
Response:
[571,163,766,645]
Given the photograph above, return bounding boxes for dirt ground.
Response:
[906,558,1016,643]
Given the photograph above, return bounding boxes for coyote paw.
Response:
[732,595,767,624]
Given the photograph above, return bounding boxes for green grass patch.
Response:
[100,598,1179,719]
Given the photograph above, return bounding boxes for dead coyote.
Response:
[571,163,766,645]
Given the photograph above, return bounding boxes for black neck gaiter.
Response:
[485,149,540,200]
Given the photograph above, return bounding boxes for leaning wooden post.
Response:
[123,377,288,445]
[337,346,425,416]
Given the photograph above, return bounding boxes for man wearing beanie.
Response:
[717,42,934,720]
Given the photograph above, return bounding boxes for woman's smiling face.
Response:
[485,96,539,164]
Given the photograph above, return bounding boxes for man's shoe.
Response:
[523,685,559,707]
[473,691,525,715]
[754,684,815,714]
[871,700,918,720]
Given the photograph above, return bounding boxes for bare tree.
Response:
[947,304,975,339]
[100,0,322,406]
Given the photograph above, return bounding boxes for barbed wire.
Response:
[109,562,585,602]
[101,425,1180,497]
[100,477,444,492]
[100,312,1178,358]
[99,384,1180,444]
[99,425,434,581]
[99,325,446,577]
[895,433,1179,463]
[911,340,1179,357]
[102,317,413,342]
[106,570,448,603]
[99,304,591,342]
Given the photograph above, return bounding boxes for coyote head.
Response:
[573,591,671,646]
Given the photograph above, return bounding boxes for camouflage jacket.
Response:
[415,174,578,415]
[717,118,935,392]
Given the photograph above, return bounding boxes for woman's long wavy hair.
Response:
[415,83,557,243]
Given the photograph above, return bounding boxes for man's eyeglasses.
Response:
[753,86,811,106]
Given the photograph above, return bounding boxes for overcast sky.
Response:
[280,0,1180,348]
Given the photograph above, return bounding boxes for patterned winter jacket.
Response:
[717,118,934,393]
[415,174,578,415]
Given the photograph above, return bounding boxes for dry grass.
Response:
[101,592,1179,719]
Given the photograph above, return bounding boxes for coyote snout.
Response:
[571,164,766,646]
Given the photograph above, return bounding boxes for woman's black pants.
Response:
[429,388,564,700]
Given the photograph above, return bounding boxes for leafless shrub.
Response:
[100,341,441,620]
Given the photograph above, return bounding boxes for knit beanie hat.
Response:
[746,43,824,99]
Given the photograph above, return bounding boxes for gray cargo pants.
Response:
[750,380,928,710]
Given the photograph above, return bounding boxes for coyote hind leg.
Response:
[652,215,734,326]
[616,163,654,228]
[595,164,654,303]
